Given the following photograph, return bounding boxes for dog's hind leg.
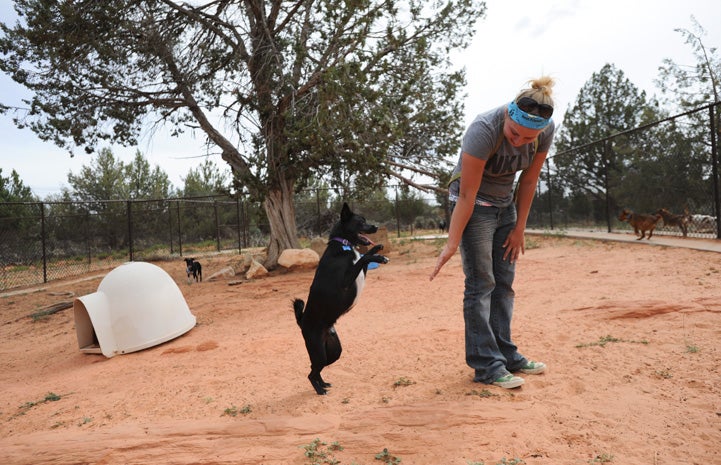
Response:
[303,326,332,395]
[325,327,342,367]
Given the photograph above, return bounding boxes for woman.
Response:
[429,76,556,389]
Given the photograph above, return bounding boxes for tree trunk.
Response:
[263,182,301,269]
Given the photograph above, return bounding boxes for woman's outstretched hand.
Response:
[429,244,457,281]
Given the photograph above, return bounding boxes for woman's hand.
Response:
[502,227,525,263]
[429,243,457,281]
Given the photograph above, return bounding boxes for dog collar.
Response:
[331,237,355,251]
[331,237,352,246]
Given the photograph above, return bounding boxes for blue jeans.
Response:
[456,202,528,383]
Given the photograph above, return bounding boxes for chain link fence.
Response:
[0,197,262,290]
[0,193,446,291]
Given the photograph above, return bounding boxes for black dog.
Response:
[184,258,202,283]
[293,202,389,395]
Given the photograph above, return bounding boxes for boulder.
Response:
[278,248,320,269]
[205,266,236,281]
[245,259,268,279]
[229,252,259,275]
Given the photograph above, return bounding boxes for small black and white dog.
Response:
[184,258,202,283]
[293,202,389,395]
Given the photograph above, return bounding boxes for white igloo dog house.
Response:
[74,261,196,358]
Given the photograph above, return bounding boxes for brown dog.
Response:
[656,208,688,237]
[618,208,661,240]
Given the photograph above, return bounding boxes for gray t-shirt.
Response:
[449,105,555,207]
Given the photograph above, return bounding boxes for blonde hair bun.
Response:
[517,75,555,106]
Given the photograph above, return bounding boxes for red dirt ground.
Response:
[1,235,720,465]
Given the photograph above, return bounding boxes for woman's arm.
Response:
[429,153,486,281]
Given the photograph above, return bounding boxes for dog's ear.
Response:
[341,202,352,221]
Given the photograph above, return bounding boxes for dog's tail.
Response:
[293,298,305,327]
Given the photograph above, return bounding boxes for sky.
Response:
[1,0,719,198]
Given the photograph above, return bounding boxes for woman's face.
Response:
[503,117,543,147]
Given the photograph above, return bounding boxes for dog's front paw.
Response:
[379,255,390,264]
[367,244,384,255]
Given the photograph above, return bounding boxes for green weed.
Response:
[576,335,648,348]
[466,389,498,398]
[222,404,252,417]
[375,448,401,464]
[392,377,415,388]
[496,459,525,465]
[301,438,343,465]
[19,392,62,412]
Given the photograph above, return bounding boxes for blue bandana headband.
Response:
[508,101,551,129]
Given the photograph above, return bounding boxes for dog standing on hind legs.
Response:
[294,202,389,395]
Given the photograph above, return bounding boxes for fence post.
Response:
[127,200,134,261]
[602,140,612,233]
[39,202,47,284]
[545,159,555,230]
[84,211,90,269]
[214,200,221,252]
[710,104,720,239]
[316,188,322,236]
[394,187,400,238]
[236,197,242,253]
[241,200,248,249]
[177,201,183,257]
[168,200,174,255]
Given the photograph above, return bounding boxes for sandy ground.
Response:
[0,235,720,465]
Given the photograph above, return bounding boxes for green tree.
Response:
[59,148,171,248]
[124,151,172,199]
[0,167,37,235]
[612,117,707,214]
[65,148,170,202]
[0,0,483,266]
[65,148,126,204]
[393,186,434,230]
[0,168,35,203]
[180,159,229,198]
[552,64,656,217]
